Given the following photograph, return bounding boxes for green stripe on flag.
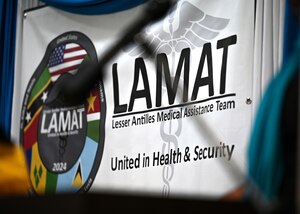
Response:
[45,172,58,194]
[87,120,100,142]
[29,67,51,103]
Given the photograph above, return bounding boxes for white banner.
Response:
[12,0,255,198]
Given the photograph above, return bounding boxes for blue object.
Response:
[248,39,300,201]
[247,0,300,202]
[0,0,17,140]
[283,0,300,63]
[40,0,146,15]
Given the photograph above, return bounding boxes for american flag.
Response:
[48,43,87,82]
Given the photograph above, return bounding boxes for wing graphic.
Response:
[124,1,230,57]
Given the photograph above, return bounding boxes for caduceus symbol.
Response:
[125,0,230,58]
[123,0,231,197]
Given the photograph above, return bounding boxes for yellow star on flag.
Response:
[87,92,96,112]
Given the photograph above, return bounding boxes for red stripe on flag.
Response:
[63,54,86,63]
[65,46,83,53]
[50,64,80,76]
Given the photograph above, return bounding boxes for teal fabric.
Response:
[248,38,300,200]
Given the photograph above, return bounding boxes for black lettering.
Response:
[194,146,199,161]
[128,58,152,112]
[217,35,237,94]
[153,152,160,166]
[203,147,207,159]
[113,63,127,114]
[192,43,214,100]
[156,48,190,107]
[111,157,118,171]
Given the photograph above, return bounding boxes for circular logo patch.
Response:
[20,32,106,195]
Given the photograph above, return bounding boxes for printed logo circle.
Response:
[20,32,106,195]
[38,104,87,173]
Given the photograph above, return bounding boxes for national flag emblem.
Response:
[86,87,101,142]
[20,32,104,195]
[72,163,83,187]
[30,143,47,194]
[86,87,101,116]
[48,43,87,82]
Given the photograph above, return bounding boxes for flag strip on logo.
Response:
[87,120,100,143]
[28,67,51,104]
[23,82,52,129]
[45,172,58,194]
[55,136,98,193]
[86,86,101,142]
[30,143,47,194]
[27,79,51,110]
[24,107,42,150]
[87,112,100,122]
[24,106,42,133]
[48,43,87,82]
[86,87,101,113]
